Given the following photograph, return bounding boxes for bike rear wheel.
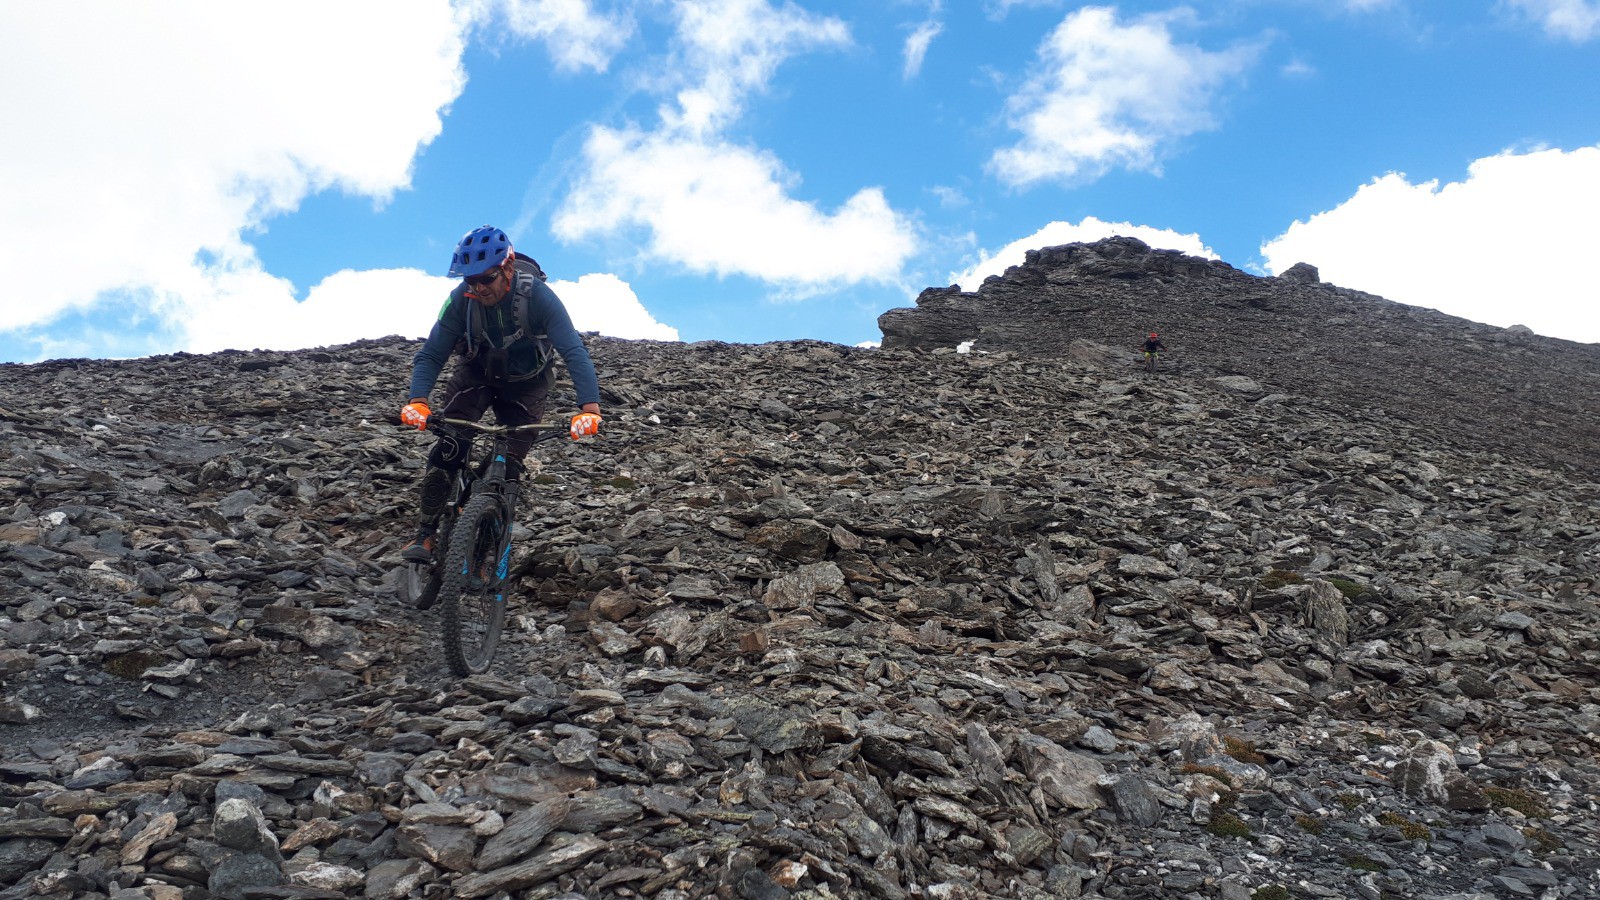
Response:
[439,493,510,675]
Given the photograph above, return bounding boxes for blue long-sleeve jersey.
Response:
[407,268,600,408]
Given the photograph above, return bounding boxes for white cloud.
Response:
[1502,0,1600,40]
[1282,58,1317,78]
[182,267,454,355]
[73,265,667,359]
[1260,145,1600,342]
[663,0,851,135]
[464,0,636,71]
[950,217,1218,290]
[555,126,915,285]
[930,185,970,208]
[554,273,680,340]
[0,1,678,362]
[554,0,918,287]
[903,20,944,80]
[989,6,1258,187]
[0,0,468,347]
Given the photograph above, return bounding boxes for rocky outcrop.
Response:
[879,236,1600,472]
[1,331,1598,899]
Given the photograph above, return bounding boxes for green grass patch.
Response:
[1326,577,1367,599]
[604,476,638,489]
[1206,813,1251,838]
[1180,763,1235,788]
[1524,828,1563,852]
[1224,736,1267,765]
[1335,793,1364,811]
[103,650,167,680]
[1251,888,1291,900]
[531,474,559,485]
[1484,786,1550,818]
[1294,814,1324,835]
[1345,856,1385,872]
[1259,569,1304,590]
[1377,812,1432,841]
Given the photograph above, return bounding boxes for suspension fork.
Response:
[482,439,517,582]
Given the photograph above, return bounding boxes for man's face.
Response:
[464,261,512,306]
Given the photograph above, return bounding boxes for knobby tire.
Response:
[396,563,441,611]
[398,493,461,611]
[439,492,510,675]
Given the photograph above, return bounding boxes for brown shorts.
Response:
[427,364,555,470]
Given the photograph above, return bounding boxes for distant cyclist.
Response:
[1141,332,1167,372]
[398,225,603,562]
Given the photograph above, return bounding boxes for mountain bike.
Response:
[397,417,567,675]
[1143,351,1161,374]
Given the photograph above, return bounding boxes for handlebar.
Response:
[427,416,578,445]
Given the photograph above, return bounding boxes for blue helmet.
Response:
[447,225,511,277]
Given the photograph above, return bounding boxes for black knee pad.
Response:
[418,467,452,521]
[427,434,472,471]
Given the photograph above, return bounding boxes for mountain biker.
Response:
[1141,332,1167,371]
[397,225,603,562]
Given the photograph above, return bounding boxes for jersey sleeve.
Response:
[406,293,466,400]
[529,281,601,407]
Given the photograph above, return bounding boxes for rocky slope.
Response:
[879,237,1600,473]
[1,265,1598,899]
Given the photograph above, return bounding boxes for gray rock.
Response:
[1100,774,1164,827]
[1280,262,1320,283]
[208,851,287,899]
[1,275,1599,900]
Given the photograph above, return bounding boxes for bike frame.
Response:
[432,416,561,585]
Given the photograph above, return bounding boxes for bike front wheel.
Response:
[396,562,441,610]
[439,493,510,675]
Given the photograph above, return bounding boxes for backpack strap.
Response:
[503,270,552,380]
[507,254,549,345]
[510,272,537,344]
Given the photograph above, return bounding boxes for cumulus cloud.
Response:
[183,267,455,355]
[0,1,675,362]
[555,0,918,288]
[949,217,1217,289]
[0,2,467,339]
[1502,0,1600,40]
[989,6,1258,187]
[0,1,468,360]
[463,0,636,71]
[0,262,672,364]
[556,127,914,286]
[1260,145,1600,342]
[555,272,680,340]
[662,0,851,135]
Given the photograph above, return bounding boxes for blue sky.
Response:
[3,0,1599,363]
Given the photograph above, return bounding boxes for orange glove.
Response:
[570,411,602,440]
[400,400,431,430]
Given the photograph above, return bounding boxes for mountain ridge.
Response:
[0,255,1597,898]
[880,237,1600,473]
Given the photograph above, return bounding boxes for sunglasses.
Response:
[465,267,504,290]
